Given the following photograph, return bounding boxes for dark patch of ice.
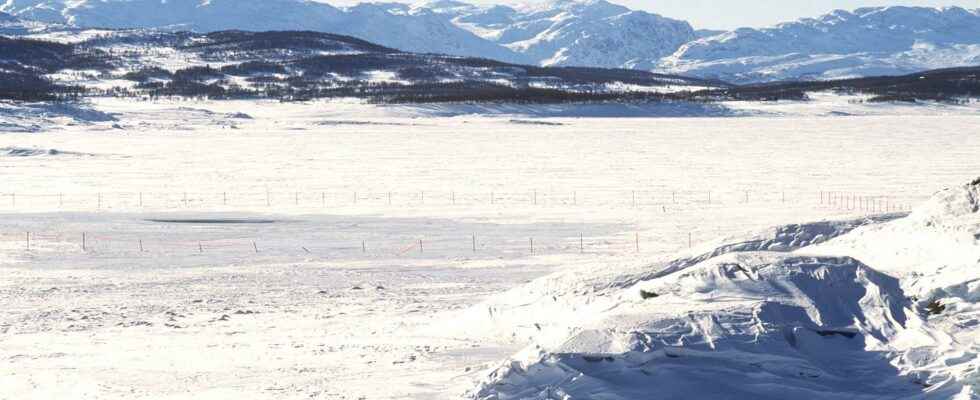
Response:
[509,119,565,126]
[145,218,278,224]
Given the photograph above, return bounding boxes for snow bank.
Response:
[1,146,94,157]
[466,179,980,399]
[0,101,117,132]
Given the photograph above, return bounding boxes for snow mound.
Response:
[473,254,928,400]
[908,179,980,225]
[467,179,980,399]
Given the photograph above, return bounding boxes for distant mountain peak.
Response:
[661,5,980,82]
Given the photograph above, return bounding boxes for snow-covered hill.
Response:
[661,6,980,82]
[1,29,722,103]
[462,179,980,399]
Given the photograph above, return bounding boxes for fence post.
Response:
[419,239,423,254]
[97,193,102,209]
[139,239,144,252]
[26,232,30,251]
[362,240,366,253]
[295,192,299,206]
[635,233,639,253]
[388,192,392,205]
[530,237,534,255]
[322,192,325,207]
[266,190,271,207]
[82,232,86,252]
[451,191,456,205]
[533,190,537,205]
[223,192,227,206]
[573,191,577,206]
[472,234,476,253]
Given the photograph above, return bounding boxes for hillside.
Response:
[0,29,721,102]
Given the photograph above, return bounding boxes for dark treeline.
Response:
[713,67,980,103]
[2,30,978,104]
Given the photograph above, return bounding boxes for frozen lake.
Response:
[2,100,979,399]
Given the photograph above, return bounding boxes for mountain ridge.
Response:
[2,1,980,83]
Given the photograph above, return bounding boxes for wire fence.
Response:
[0,188,923,261]
[0,189,924,211]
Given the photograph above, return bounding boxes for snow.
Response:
[464,181,980,399]
[1,97,980,398]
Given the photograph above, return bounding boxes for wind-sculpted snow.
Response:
[467,179,980,399]
[472,255,928,400]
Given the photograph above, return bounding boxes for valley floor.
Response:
[1,97,979,399]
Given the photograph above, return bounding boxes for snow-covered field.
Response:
[1,97,979,399]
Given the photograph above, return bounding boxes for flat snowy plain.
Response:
[1,96,979,399]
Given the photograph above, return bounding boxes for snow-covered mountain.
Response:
[661,6,980,82]
[0,0,696,69]
[434,0,696,69]
[2,1,980,83]
[0,0,526,62]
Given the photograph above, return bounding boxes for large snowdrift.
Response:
[466,179,980,399]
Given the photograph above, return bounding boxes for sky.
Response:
[325,0,980,29]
